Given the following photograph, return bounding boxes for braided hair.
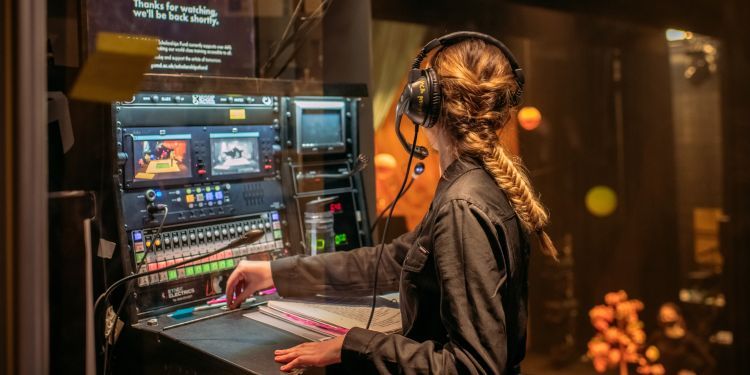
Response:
[432,38,558,259]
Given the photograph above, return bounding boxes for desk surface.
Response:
[133,303,321,375]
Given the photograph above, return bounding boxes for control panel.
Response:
[113,93,371,320]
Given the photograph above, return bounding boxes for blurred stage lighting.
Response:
[518,106,542,131]
[585,185,618,217]
[666,28,693,42]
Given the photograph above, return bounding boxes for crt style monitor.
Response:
[294,100,347,155]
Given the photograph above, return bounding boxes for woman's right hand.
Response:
[225,260,274,309]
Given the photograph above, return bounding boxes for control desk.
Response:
[111,92,371,373]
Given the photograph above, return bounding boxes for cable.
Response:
[102,205,168,374]
[366,117,419,329]
[369,162,424,236]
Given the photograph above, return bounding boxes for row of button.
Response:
[137,240,284,286]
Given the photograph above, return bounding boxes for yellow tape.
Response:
[229,109,246,120]
[70,32,158,102]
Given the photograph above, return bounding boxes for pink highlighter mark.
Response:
[281,312,349,336]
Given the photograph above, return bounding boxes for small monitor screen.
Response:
[210,132,261,176]
[133,134,192,181]
[300,109,343,148]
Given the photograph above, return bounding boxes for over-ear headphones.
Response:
[395,31,525,160]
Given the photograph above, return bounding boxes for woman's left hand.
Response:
[274,335,344,372]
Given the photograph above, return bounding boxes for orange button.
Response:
[154,239,161,246]
[185,194,195,203]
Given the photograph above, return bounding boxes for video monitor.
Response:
[85,0,256,77]
[133,134,192,181]
[296,101,346,153]
[210,132,261,176]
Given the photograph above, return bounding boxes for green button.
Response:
[273,229,282,239]
[167,270,178,280]
[196,187,202,193]
[202,263,211,273]
[210,262,219,271]
[185,266,195,276]
[218,260,227,269]
[186,188,192,194]
[135,252,145,264]
[226,259,235,268]
[214,185,221,191]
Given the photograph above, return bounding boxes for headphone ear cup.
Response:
[422,68,442,128]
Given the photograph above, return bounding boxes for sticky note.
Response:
[229,109,246,120]
[70,32,158,102]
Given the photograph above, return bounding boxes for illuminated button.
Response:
[164,237,170,245]
[215,191,224,200]
[196,194,204,202]
[185,194,195,203]
[208,201,214,207]
[181,234,188,242]
[229,227,235,234]
[133,231,143,241]
[265,222,271,229]
[172,236,179,244]
[198,232,204,239]
[222,229,228,236]
[145,240,152,248]
[189,233,196,241]
[188,203,194,209]
[214,230,220,237]
[168,270,177,280]
[218,260,227,269]
[186,188,192,194]
[214,185,221,192]
[206,230,212,238]
[202,263,211,273]
[198,202,204,208]
[210,262,219,271]
[244,225,250,232]
[185,267,195,276]
[273,230,282,240]
[226,259,235,268]
[205,192,214,201]
[154,239,161,247]
[134,242,144,253]
[224,183,231,190]
[251,224,257,230]
[271,212,279,221]
[196,187,202,193]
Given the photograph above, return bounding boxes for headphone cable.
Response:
[366,119,419,329]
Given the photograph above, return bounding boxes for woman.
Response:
[226,34,557,374]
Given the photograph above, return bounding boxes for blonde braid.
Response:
[473,134,558,259]
[433,38,558,259]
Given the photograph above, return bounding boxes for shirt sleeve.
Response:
[270,227,419,298]
[340,199,509,374]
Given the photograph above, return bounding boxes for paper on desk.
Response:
[267,296,402,334]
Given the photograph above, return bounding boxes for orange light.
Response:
[518,106,542,131]
[374,153,398,180]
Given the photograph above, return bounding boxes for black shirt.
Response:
[271,157,531,374]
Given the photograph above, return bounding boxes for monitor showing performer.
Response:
[133,134,192,181]
[210,132,261,176]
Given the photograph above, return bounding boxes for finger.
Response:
[274,351,299,363]
[274,343,304,355]
[225,271,242,307]
[280,358,305,372]
[230,286,254,309]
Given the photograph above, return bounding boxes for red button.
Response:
[198,169,207,175]
[148,263,158,272]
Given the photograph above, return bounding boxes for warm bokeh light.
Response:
[585,185,618,217]
[374,153,398,180]
[518,106,542,131]
[665,28,693,42]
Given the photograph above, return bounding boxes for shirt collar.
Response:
[434,156,483,197]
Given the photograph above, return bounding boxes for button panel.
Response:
[131,211,284,287]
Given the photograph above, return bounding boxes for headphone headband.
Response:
[411,31,525,86]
